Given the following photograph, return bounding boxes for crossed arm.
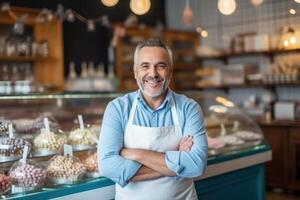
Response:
[99,100,208,187]
[122,136,194,182]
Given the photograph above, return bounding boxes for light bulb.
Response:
[101,0,119,7]
[65,9,75,22]
[218,0,236,15]
[283,40,289,47]
[289,9,296,15]
[290,36,297,44]
[130,0,151,15]
[250,0,263,6]
[87,20,95,32]
[201,30,208,38]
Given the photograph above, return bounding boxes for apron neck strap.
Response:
[126,93,180,128]
[170,96,180,126]
[127,97,138,127]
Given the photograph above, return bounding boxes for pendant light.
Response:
[217,0,236,15]
[182,0,193,26]
[101,0,119,7]
[130,0,151,15]
[250,0,263,6]
[289,9,296,15]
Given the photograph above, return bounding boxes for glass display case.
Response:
[0,91,268,199]
[182,91,264,156]
[0,93,119,197]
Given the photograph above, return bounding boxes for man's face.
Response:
[134,47,172,98]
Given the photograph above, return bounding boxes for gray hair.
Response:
[133,38,173,69]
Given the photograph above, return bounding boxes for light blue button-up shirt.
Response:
[98,89,208,187]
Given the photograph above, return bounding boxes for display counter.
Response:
[3,143,271,200]
[0,92,271,199]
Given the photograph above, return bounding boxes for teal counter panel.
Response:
[195,164,265,200]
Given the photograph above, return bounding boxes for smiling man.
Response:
[99,39,208,200]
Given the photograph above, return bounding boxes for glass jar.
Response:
[38,39,48,57]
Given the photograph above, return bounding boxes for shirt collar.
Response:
[137,88,173,111]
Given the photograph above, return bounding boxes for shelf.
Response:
[0,55,48,62]
[196,82,300,89]
[198,48,300,61]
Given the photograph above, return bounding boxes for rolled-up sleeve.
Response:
[98,101,141,187]
[165,102,208,177]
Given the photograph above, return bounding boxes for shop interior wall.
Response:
[166,0,300,104]
[1,0,166,77]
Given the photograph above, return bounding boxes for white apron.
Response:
[115,95,198,200]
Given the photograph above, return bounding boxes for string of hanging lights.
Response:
[0,0,154,33]
[0,2,111,33]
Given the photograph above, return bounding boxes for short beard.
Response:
[137,78,169,98]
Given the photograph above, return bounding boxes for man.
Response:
[99,38,208,200]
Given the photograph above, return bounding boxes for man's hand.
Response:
[130,166,163,182]
[120,148,137,160]
[179,135,193,152]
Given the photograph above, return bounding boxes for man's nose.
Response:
[148,66,158,76]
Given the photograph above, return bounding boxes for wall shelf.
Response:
[0,55,48,62]
[198,48,300,63]
[196,82,300,90]
[0,7,64,91]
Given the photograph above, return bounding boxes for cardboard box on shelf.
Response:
[222,64,259,85]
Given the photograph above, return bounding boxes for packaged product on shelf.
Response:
[47,155,86,185]
[0,173,11,195]
[0,120,14,135]
[68,115,97,151]
[33,128,67,157]
[32,117,66,156]
[9,159,46,193]
[0,137,31,162]
[83,150,99,178]
[234,130,263,141]
[68,128,97,151]
[219,135,245,146]
[13,114,59,135]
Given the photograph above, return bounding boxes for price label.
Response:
[8,123,14,138]
[64,144,73,157]
[11,185,24,194]
[20,145,29,164]
[0,145,10,150]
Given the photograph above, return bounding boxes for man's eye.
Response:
[157,65,166,69]
[140,65,149,69]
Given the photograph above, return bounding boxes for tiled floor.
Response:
[266,191,300,200]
